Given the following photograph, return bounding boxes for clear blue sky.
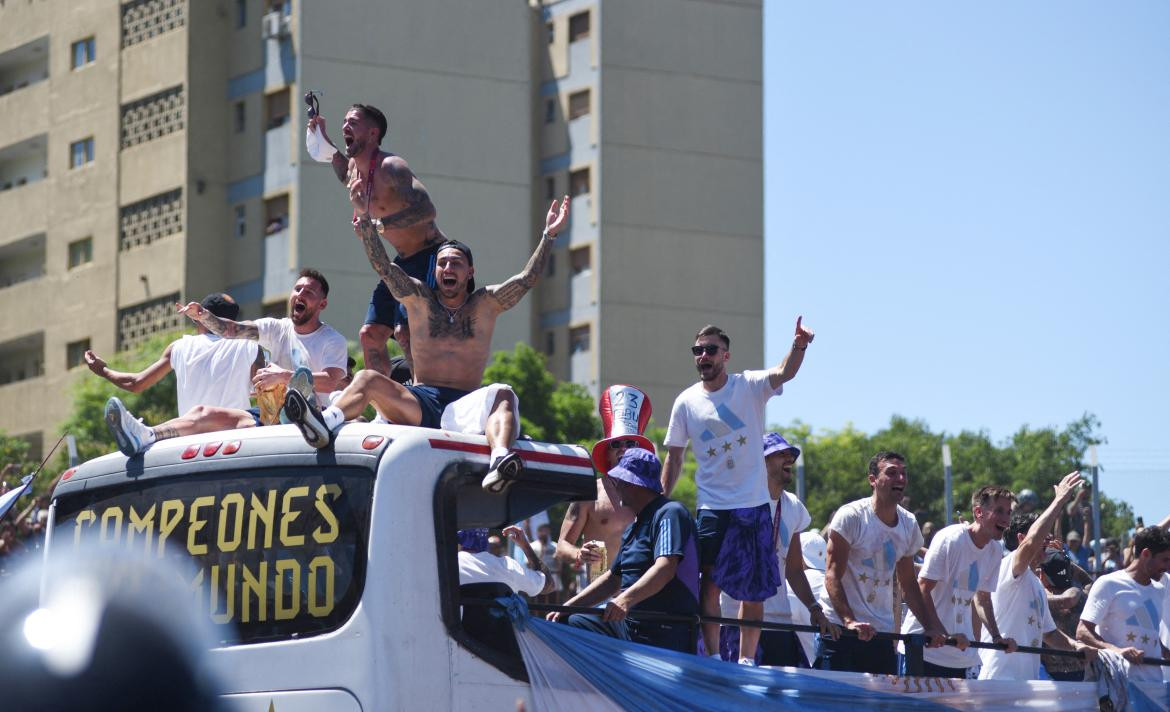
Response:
[762,2,1170,525]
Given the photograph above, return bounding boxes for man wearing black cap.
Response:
[549,448,700,653]
[87,293,265,457]
[284,198,570,494]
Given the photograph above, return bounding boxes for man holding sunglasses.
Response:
[662,318,814,663]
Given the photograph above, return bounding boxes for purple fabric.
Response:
[457,528,489,553]
[711,504,781,603]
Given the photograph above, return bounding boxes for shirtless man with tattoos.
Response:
[307,104,445,377]
[283,197,570,492]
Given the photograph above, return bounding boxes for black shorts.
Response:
[403,384,470,429]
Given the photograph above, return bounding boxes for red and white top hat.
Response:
[591,384,656,473]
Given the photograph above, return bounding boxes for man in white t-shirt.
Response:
[91,293,263,457]
[818,451,945,675]
[900,484,1018,678]
[661,319,814,663]
[105,272,347,456]
[716,433,837,665]
[978,472,1097,680]
[1078,525,1170,682]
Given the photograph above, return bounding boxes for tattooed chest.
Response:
[426,303,477,339]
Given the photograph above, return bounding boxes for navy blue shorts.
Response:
[245,407,263,427]
[404,384,471,429]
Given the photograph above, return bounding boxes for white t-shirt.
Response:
[978,551,1056,680]
[169,334,257,415]
[819,498,923,633]
[457,551,546,597]
[255,318,347,401]
[901,523,1002,669]
[663,370,780,510]
[720,490,811,619]
[1081,569,1166,682]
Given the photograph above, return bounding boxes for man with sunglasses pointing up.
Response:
[662,318,814,663]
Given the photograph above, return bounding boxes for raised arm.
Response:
[177,303,258,340]
[376,156,436,229]
[503,525,556,596]
[768,316,815,390]
[1013,471,1082,578]
[84,345,173,393]
[353,216,428,302]
[306,116,348,183]
[485,196,569,312]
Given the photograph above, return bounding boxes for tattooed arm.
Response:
[485,196,570,312]
[176,303,259,340]
[353,216,428,302]
[332,152,349,183]
[377,156,437,229]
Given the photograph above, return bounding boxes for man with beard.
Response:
[555,385,653,578]
[307,104,445,377]
[818,452,946,674]
[104,272,347,455]
[283,199,569,493]
[898,485,1019,678]
[716,433,838,666]
[660,319,813,664]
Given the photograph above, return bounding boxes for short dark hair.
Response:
[350,103,388,144]
[1133,526,1170,558]
[298,268,329,296]
[867,450,905,477]
[972,485,1015,512]
[1004,511,1038,551]
[694,325,730,349]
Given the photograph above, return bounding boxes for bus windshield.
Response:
[53,465,375,646]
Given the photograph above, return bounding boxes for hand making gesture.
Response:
[794,315,815,349]
[545,195,570,238]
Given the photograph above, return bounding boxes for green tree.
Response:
[482,343,600,444]
[0,431,38,483]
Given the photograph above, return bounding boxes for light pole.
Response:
[1090,445,1101,554]
[943,443,953,526]
[796,447,806,504]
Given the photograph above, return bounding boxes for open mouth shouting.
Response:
[290,297,309,322]
[440,274,459,290]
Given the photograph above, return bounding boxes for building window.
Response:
[118,294,183,352]
[234,205,246,238]
[67,237,93,269]
[568,11,590,42]
[570,244,591,275]
[66,339,91,370]
[545,331,555,355]
[266,88,290,129]
[264,194,289,234]
[545,176,556,201]
[569,325,591,354]
[120,189,183,251]
[568,89,590,120]
[569,167,590,196]
[122,0,187,49]
[71,37,96,69]
[544,98,556,124]
[69,138,94,168]
[234,101,246,133]
[236,0,247,28]
[121,85,185,148]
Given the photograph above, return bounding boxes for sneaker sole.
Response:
[284,391,331,449]
[104,398,140,457]
[482,453,523,493]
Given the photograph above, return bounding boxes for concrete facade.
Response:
[0,0,761,452]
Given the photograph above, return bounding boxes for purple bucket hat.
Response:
[762,432,800,460]
[457,528,489,553]
[606,448,663,494]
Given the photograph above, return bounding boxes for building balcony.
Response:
[264,121,293,194]
[0,161,48,240]
[0,232,45,290]
[0,331,44,387]
[262,227,296,302]
[0,71,48,151]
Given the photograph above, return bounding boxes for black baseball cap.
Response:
[1040,549,1073,591]
[200,293,239,321]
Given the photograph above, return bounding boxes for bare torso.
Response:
[400,290,499,391]
[581,478,636,556]
[347,152,445,257]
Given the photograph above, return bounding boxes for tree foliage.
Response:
[482,343,601,445]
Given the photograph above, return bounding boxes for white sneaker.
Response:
[281,367,316,425]
[283,388,333,449]
[737,657,758,667]
[481,452,523,493]
[105,397,152,457]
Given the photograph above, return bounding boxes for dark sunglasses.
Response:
[609,439,641,450]
[691,344,721,356]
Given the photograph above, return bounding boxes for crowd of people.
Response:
[4,99,1166,688]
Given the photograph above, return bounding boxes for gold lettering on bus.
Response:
[279,486,309,547]
[187,495,215,556]
[240,560,268,623]
[74,509,96,546]
[217,493,245,552]
[312,484,341,544]
[247,490,277,550]
[158,499,185,556]
[307,555,335,617]
[127,504,156,555]
[275,558,301,620]
[210,563,236,624]
[99,506,124,544]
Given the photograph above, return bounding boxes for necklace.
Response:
[440,296,468,323]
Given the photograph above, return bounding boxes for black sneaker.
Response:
[283,388,333,449]
[482,452,523,493]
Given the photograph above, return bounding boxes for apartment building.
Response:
[0,0,759,453]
